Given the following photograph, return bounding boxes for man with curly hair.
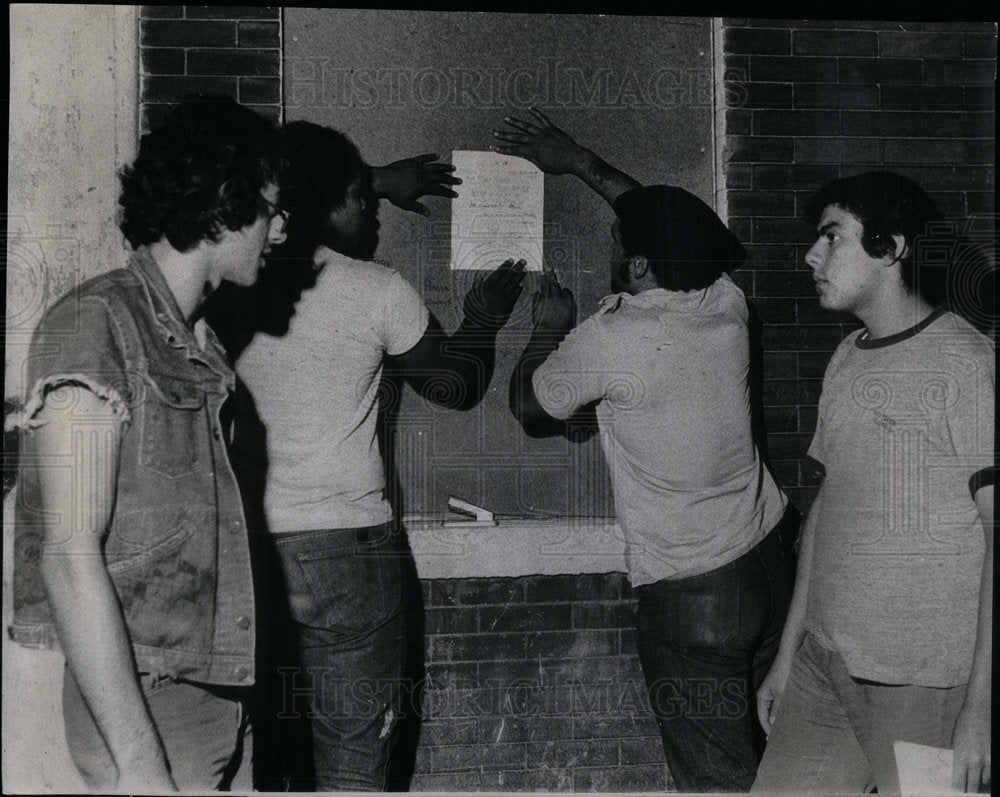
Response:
[11,99,286,792]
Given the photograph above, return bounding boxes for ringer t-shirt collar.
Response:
[856,307,946,349]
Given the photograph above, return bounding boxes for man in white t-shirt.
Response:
[752,172,993,794]
[497,109,793,792]
[208,122,526,791]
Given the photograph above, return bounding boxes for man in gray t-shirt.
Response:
[753,172,993,794]
[500,109,792,793]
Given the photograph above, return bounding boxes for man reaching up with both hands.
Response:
[499,109,794,793]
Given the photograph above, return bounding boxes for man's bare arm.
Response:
[756,485,822,734]
[388,259,526,410]
[35,386,176,791]
[492,107,641,205]
[951,485,993,792]
[509,269,578,438]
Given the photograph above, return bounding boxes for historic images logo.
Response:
[288,58,716,111]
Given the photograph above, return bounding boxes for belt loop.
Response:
[140,671,174,693]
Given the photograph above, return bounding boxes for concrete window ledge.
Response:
[401,515,628,580]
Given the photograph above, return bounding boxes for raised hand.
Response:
[463,258,528,330]
[532,267,576,331]
[373,154,461,215]
[492,107,587,175]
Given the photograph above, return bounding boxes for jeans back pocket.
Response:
[290,538,403,638]
[639,573,741,649]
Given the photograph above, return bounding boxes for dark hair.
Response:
[613,185,745,291]
[204,123,370,362]
[118,98,280,252]
[806,171,945,304]
[276,121,368,260]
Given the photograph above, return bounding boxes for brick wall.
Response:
[723,18,996,512]
[139,6,281,132]
[410,574,670,791]
[136,10,995,515]
[131,12,995,791]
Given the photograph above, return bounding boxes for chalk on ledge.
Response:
[445,495,497,526]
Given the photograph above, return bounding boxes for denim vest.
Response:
[10,248,256,686]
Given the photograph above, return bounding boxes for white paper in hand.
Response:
[894,741,959,795]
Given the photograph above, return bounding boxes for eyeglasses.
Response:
[262,197,290,226]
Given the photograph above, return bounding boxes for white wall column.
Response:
[4,6,138,791]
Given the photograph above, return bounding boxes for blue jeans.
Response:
[636,516,794,792]
[62,666,252,791]
[752,632,968,793]
[272,523,408,792]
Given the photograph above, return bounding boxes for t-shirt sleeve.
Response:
[804,392,827,482]
[22,295,133,428]
[532,315,610,421]
[805,341,851,476]
[945,341,996,499]
[381,271,430,357]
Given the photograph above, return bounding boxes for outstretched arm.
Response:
[387,259,527,410]
[492,107,641,205]
[35,387,177,792]
[509,268,578,438]
[371,154,461,216]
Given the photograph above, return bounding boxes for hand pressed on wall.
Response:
[492,107,587,175]
[463,258,528,330]
[373,154,461,216]
[531,267,576,331]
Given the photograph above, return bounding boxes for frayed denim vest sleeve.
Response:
[11,289,134,649]
[10,263,256,686]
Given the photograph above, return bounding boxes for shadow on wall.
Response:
[4,399,22,499]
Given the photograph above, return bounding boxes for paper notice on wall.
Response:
[894,741,959,795]
[450,150,543,271]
